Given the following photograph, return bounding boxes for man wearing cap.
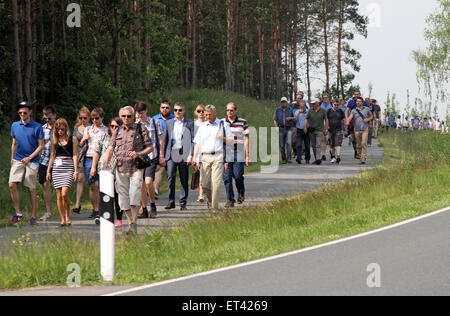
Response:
[273,97,295,164]
[9,102,45,226]
[304,99,329,165]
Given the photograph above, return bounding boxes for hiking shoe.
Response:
[138,207,149,219]
[225,201,235,208]
[126,223,137,235]
[237,194,245,204]
[336,157,341,164]
[150,204,157,218]
[11,214,24,225]
[40,213,52,222]
[30,217,37,226]
[197,195,205,203]
[321,155,327,161]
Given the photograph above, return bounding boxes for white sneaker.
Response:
[331,158,337,164]
[39,213,52,222]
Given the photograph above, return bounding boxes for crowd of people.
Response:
[384,113,447,133]
[274,91,382,166]
[8,93,446,232]
[8,100,249,233]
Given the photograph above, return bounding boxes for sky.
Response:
[349,0,447,119]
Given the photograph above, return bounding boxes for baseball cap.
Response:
[17,101,32,110]
[280,97,288,103]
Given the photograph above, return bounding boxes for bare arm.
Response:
[245,135,250,167]
[11,138,16,165]
[46,142,56,181]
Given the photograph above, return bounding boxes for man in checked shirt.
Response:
[102,106,153,234]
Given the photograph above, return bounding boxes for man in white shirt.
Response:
[163,102,194,211]
[193,105,233,210]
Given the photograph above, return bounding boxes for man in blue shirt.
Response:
[273,97,295,164]
[152,100,175,199]
[293,100,311,164]
[345,90,369,119]
[9,102,45,225]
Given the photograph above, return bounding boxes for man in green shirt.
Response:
[304,99,329,165]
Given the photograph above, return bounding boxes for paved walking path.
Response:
[0,140,383,247]
[0,140,384,296]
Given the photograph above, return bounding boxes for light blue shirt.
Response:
[321,102,332,111]
[294,109,309,129]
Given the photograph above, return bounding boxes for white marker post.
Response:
[99,170,116,282]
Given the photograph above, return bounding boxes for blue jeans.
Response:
[279,127,293,162]
[223,158,245,203]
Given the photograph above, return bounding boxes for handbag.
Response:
[133,123,152,170]
[190,169,200,190]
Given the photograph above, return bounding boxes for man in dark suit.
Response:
[163,102,195,210]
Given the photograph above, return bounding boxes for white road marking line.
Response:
[104,206,450,296]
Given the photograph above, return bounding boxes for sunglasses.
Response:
[174,109,184,113]
[110,124,119,129]
[92,117,101,121]
[161,107,170,110]
[79,117,89,120]
[18,111,29,115]
[57,128,66,132]
[42,116,55,121]
[121,115,132,119]
[197,110,204,113]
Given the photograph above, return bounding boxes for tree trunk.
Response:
[114,9,121,88]
[144,0,151,93]
[24,0,33,103]
[322,0,330,93]
[12,0,23,102]
[256,20,265,100]
[337,3,345,99]
[274,0,282,99]
[225,0,236,91]
[303,0,312,102]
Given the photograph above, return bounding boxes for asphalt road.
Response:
[3,207,449,296]
[109,207,450,296]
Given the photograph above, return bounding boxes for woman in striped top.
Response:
[47,119,79,226]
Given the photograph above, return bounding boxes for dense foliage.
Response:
[0,0,368,124]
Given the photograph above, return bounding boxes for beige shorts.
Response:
[115,169,144,210]
[9,160,39,189]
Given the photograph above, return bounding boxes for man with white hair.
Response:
[193,105,233,210]
[103,106,153,234]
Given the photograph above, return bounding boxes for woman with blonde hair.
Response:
[47,119,78,226]
[194,104,206,202]
[72,107,90,214]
